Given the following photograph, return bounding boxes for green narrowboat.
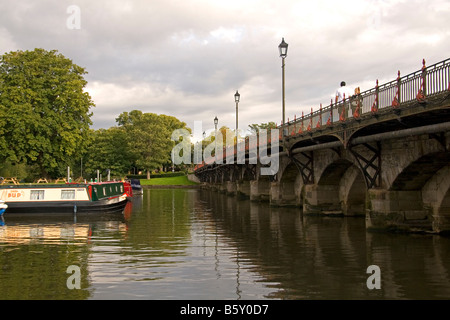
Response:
[0,181,132,215]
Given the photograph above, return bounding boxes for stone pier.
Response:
[250,179,271,202]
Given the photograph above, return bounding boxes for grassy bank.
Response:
[139,175,198,186]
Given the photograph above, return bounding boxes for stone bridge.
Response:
[194,58,450,234]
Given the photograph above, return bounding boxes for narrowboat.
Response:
[0,181,131,215]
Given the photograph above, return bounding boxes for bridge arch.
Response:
[380,133,447,190]
[422,164,450,231]
[383,151,450,232]
[388,152,450,192]
[305,158,366,215]
[270,161,303,207]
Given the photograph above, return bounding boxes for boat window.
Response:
[61,190,76,200]
[30,190,45,200]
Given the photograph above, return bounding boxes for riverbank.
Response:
[139,175,199,188]
[142,184,200,189]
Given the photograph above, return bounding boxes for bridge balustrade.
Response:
[282,58,450,134]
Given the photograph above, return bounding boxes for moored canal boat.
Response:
[129,178,143,195]
[0,181,131,215]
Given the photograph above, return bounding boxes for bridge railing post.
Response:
[417,59,427,102]
[392,70,401,108]
[327,99,333,125]
[316,104,322,128]
[422,59,427,97]
[339,95,346,122]
[307,108,313,130]
[351,89,362,118]
[447,59,450,91]
[300,111,304,133]
[371,80,379,113]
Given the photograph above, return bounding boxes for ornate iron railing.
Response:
[282,58,450,135]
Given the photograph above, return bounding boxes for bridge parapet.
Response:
[280,58,450,139]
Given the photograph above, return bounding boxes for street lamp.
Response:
[278,38,288,128]
[214,116,218,162]
[234,90,240,140]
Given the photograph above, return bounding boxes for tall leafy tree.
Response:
[116,110,189,178]
[159,114,191,169]
[83,127,133,179]
[248,122,277,135]
[0,48,94,177]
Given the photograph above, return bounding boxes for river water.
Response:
[1,188,450,300]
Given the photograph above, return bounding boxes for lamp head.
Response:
[278,38,288,58]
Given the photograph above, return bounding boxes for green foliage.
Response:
[83,127,132,178]
[248,122,277,134]
[0,162,28,180]
[116,110,189,177]
[0,48,94,177]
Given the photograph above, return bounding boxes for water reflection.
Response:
[199,190,450,299]
[1,189,450,299]
[0,202,132,300]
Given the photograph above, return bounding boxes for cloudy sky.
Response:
[1,0,449,137]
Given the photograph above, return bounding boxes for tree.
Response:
[159,114,191,171]
[83,127,132,179]
[0,48,94,178]
[116,110,189,178]
[248,122,277,135]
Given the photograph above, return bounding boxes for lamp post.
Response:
[278,38,288,130]
[234,90,240,141]
[214,116,218,162]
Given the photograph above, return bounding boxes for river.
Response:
[1,188,450,300]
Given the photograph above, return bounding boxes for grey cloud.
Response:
[1,0,450,131]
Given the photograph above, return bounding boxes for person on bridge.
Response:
[335,81,353,103]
